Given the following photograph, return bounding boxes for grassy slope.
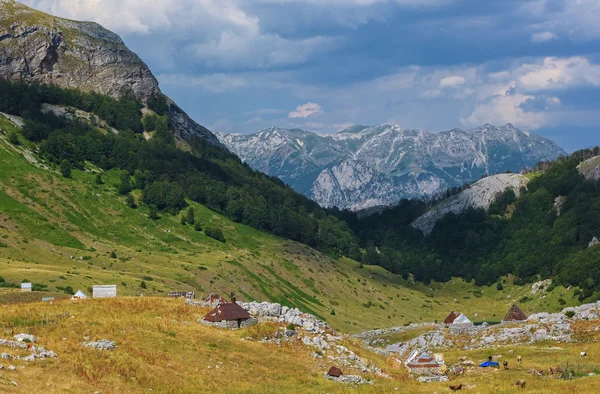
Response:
[0,114,582,334]
[1,297,599,393]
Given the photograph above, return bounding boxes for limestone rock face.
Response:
[578,156,600,181]
[0,0,221,147]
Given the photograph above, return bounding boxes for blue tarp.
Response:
[479,361,500,368]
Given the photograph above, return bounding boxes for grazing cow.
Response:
[449,383,463,391]
[515,379,526,389]
[517,355,522,364]
[548,366,557,375]
[503,361,509,370]
[580,352,588,358]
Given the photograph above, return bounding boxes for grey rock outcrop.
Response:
[578,156,600,181]
[412,173,529,235]
[83,339,116,350]
[589,237,599,248]
[0,0,221,147]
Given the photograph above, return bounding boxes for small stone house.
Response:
[200,298,258,329]
[406,351,445,375]
[443,311,472,325]
[503,304,528,323]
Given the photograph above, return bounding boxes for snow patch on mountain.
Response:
[217,124,565,210]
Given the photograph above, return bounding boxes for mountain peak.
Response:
[0,0,222,147]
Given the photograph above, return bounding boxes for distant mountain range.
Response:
[217,124,566,210]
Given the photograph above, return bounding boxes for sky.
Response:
[22,0,600,152]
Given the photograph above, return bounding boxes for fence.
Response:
[168,291,195,300]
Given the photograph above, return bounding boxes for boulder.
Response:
[14,334,36,343]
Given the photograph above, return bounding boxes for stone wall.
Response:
[199,318,258,330]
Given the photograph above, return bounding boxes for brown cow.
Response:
[503,361,509,370]
[515,379,526,388]
[449,383,463,391]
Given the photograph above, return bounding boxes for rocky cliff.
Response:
[0,0,221,146]
[578,156,600,181]
[411,173,529,235]
[219,124,565,210]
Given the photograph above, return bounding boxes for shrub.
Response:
[109,251,117,259]
[497,282,504,291]
[95,174,103,184]
[143,276,153,281]
[148,205,159,220]
[8,130,19,145]
[60,159,72,178]
[194,222,203,232]
[565,311,576,318]
[205,226,225,243]
[140,281,147,289]
[558,298,566,305]
[126,193,137,209]
[330,309,336,316]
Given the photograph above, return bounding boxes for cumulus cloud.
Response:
[531,31,558,43]
[520,0,600,40]
[439,75,465,88]
[515,57,600,92]
[289,102,324,118]
[21,0,337,70]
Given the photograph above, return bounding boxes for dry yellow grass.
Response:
[0,297,599,393]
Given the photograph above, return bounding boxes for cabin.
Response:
[71,290,88,300]
[502,304,528,323]
[443,311,472,325]
[21,282,32,292]
[200,298,258,329]
[202,292,227,307]
[406,351,445,375]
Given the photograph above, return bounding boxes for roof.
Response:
[407,352,442,368]
[503,304,528,322]
[203,302,252,322]
[72,290,88,299]
[444,312,459,324]
[204,292,227,304]
[444,312,471,324]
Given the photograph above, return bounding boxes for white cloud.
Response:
[515,57,600,92]
[289,102,324,118]
[439,75,465,88]
[531,31,558,43]
[22,0,337,70]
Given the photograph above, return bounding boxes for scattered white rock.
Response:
[14,334,36,343]
[83,339,116,350]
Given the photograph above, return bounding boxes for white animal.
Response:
[580,352,588,358]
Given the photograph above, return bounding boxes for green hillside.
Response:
[0,112,581,333]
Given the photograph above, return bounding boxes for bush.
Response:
[95,174,104,184]
[194,222,203,232]
[558,297,566,305]
[565,310,576,318]
[143,276,153,281]
[109,251,117,259]
[8,130,20,145]
[140,281,147,289]
[496,282,504,291]
[60,159,72,178]
[149,205,159,220]
[126,193,136,209]
[330,309,336,316]
[205,226,226,243]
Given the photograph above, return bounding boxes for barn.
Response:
[503,304,528,323]
[200,298,258,329]
[443,311,472,325]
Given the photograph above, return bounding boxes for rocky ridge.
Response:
[577,155,600,181]
[0,0,221,147]
[411,173,529,235]
[218,124,564,210]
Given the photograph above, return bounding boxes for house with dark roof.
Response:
[200,298,258,329]
[502,304,528,323]
[443,311,472,325]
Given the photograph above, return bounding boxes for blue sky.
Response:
[24,0,600,152]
